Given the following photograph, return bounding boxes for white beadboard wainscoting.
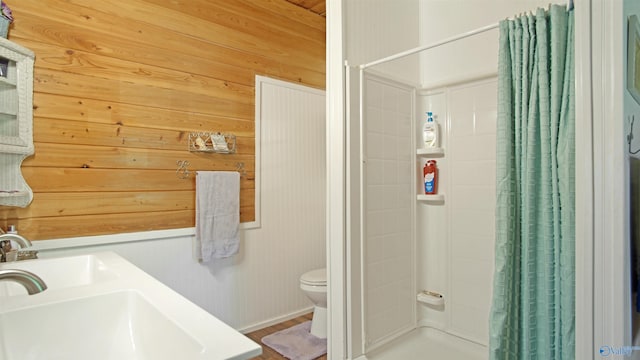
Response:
[30,76,327,333]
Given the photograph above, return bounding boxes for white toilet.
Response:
[299,268,327,339]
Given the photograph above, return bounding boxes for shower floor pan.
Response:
[365,327,487,360]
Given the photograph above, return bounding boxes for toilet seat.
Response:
[300,268,326,286]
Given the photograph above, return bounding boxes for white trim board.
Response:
[238,306,314,334]
[327,1,348,359]
[574,0,594,358]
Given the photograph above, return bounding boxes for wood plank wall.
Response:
[0,0,325,240]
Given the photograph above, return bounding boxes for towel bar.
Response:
[176,161,246,180]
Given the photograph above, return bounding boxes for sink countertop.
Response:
[0,251,262,360]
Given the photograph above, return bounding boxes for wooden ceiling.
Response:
[285,0,326,17]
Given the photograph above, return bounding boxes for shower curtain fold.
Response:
[489,5,575,360]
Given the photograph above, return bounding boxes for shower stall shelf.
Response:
[416,194,444,202]
[416,147,444,156]
[416,290,445,306]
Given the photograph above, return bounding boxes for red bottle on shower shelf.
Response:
[423,160,438,194]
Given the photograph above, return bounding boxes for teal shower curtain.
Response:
[489,5,575,360]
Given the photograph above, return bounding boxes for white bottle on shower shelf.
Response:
[422,112,439,148]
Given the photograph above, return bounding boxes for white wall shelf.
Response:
[0,190,29,197]
[0,37,35,207]
[0,77,15,88]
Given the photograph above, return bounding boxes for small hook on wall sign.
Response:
[176,160,191,179]
[236,162,247,177]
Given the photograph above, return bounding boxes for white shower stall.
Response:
[337,1,560,359]
[347,56,498,360]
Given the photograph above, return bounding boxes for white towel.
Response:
[195,171,240,262]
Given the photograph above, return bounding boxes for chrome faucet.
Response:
[0,232,37,262]
[0,269,47,295]
[0,233,32,248]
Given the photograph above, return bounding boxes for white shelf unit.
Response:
[0,37,35,207]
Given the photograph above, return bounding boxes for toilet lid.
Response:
[300,268,326,285]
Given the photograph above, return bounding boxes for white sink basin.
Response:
[0,291,203,360]
[0,252,261,360]
[0,254,119,297]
